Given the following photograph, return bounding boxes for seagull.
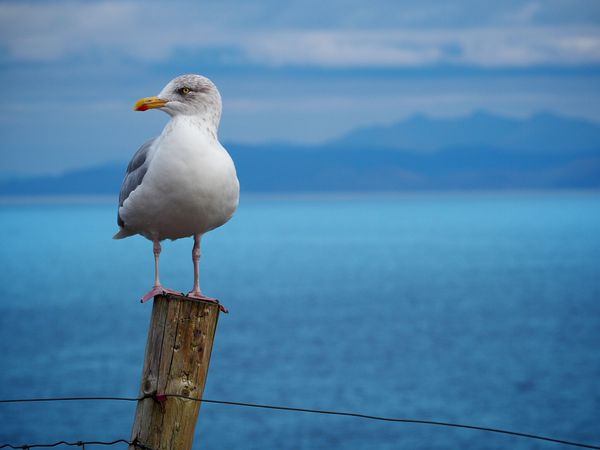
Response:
[114,74,239,307]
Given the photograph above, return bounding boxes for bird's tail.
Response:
[113,228,134,239]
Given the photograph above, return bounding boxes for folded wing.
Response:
[117,138,156,228]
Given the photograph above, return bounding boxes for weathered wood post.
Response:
[129,293,221,450]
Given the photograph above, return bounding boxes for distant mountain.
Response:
[227,145,600,191]
[1,111,600,195]
[332,111,600,153]
[0,163,124,196]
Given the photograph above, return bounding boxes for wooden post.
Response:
[130,293,221,450]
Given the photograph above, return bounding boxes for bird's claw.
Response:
[139,287,228,313]
[140,286,180,303]
[187,291,229,313]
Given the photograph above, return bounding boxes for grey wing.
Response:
[117,138,156,227]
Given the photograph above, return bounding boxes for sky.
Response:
[0,0,600,175]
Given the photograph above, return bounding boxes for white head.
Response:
[134,74,222,129]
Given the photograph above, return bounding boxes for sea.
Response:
[0,192,599,450]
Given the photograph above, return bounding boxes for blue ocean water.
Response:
[0,192,599,449]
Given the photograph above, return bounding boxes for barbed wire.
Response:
[1,394,598,449]
[0,438,155,449]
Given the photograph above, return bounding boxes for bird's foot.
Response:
[187,290,217,302]
[187,290,229,313]
[141,285,181,303]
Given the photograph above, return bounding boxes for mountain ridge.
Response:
[329,110,600,153]
[2,111,600,195]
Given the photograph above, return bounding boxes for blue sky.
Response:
[1,0,600,174]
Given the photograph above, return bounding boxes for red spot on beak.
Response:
[133,96,167,111]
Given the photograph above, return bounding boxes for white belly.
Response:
[120,120,239,240]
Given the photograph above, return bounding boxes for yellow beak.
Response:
[134,96,168,111]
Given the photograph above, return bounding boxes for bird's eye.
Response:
[180,87,191,95]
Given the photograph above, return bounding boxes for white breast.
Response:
[121,116,239,240]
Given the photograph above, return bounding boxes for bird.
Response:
[114,74,239,308]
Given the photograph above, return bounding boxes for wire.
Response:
[1,395,598,449]
[179,396,600,449]
[0,439,155,449]
[0,397,138,404]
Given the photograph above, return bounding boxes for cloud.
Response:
[498,1,541,25]
[1,1,600,68]
[0,1,228,61]
[244,28,600,67]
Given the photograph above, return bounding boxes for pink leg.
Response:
[188,234,212,299]
[187,235,222,308]
[141,239,179,303]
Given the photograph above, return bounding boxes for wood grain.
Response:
[130,294,220,450]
